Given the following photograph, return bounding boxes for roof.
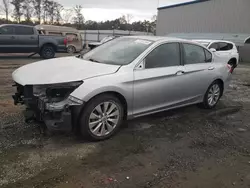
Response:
[0,24,33,28]
[35,25,77,32]
[167,33,250,46]
[124,35,189,42]
[194,39,236,44]
[158,0,210,10]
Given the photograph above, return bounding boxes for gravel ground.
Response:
[1,54,250,188]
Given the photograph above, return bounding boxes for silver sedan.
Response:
[12,36,232,141]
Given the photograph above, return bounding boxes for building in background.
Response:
[156,0,250,62]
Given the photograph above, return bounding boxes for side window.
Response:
[183,43,206,64]
[219,42,229,51]
[205,49,212,62]
[227,43,233,50]
[209,43,220,50]
[145,43,180,69]
[0,26,14,35]
[49,32,63,36]
[15,26,34,35]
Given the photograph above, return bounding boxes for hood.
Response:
[12,56,120,85]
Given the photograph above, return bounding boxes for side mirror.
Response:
[210,48,216,52]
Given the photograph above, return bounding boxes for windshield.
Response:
[83,37,153,65]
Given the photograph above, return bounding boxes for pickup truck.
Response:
[0,24,67,59]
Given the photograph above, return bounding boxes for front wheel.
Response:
[201,81,222,109]
[78,94,124,141]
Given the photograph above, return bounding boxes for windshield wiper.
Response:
[89,58,100,63]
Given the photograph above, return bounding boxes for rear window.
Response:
[15,26,34,35]
[227,43,233,50]
[219,42,229,51]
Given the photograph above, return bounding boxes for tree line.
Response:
[0,0,156,33]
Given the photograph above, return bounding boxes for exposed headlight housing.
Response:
[33,81,83,102]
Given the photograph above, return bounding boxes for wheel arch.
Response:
[213,78,224,96]
[83,90,128,120]
[40,43,57,51]
[228,57,237,66]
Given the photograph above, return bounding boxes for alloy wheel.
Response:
[88,101,120,137]
[207,84,221,106]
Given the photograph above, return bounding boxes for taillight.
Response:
[227,64,233,73]
[63,38,68,45]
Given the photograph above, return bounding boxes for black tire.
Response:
[40,45,55,59]
[78,94,124,141]
[201,81,223,109]
[67,46,76,54]
[228,59,237,69]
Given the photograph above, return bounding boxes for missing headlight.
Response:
[45,81,83,102]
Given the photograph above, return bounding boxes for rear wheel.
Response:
[40,45,55,59]
[78,94,124,141]
[201,81,222,109]
[228,59,237,70]
[67,46,76,54]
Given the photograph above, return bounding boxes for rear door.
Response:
[0,25,17,52]
[181,43,216,100]
[133,42,188,116]
[15,26,38,53]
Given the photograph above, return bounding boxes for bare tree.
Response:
[42,0,49,23]
[0,0,11,21]
[125,14,133,24]
[32,0,42,24]
[22,0,33,22]
[47,0,56,24]
[73,5,84,29]
[124,14,133,31]
[11,0,24,23]
[119,15,126,24]
[54,2,63,24]
[61,8,73,24]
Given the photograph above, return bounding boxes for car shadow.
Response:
[0,53,42,59]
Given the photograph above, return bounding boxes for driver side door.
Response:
[133,42,189,117]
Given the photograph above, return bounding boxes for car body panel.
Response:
[12,56,121,85]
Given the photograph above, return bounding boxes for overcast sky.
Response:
[61,0,190,21]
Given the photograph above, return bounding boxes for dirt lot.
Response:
[1,54,250,188]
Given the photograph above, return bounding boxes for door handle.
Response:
[208,67,215,70]
[176,71,185,76]
[30,36,35,39]
[11,36,15,39]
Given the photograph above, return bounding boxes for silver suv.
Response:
[12,36,232,141]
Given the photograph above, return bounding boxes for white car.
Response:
[194,40,239,68]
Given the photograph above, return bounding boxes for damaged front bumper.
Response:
[13,84,83,132]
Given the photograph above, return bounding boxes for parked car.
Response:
[88,36,119,49]
[12,36,232,141]
[194,40,239,68]
[0,24,67,59]
[35,25,83,54]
